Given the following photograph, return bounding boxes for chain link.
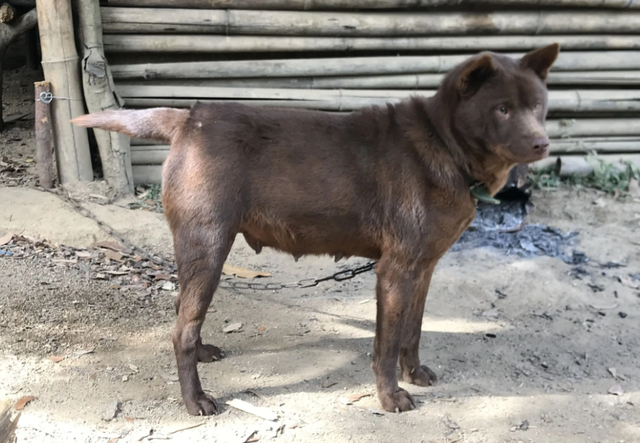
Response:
[219,261,376,291]
[42,187,376,292]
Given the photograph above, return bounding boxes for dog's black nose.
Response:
[532,136,550,151]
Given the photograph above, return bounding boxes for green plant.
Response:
[530,154,640,195]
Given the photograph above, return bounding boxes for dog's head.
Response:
[441,44,560,165]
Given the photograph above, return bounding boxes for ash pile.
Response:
[452,187,586,265]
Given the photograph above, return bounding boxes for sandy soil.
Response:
[1,41,640,443]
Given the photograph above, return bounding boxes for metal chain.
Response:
[41,187,377,291]
[43,187,173,269]
[219,261,377,291]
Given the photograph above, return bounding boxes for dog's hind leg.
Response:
[174,289,223,362]
[172,225,236,416]
[399,262,438,387]
[372,254,419,413]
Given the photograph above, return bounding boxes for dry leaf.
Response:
[322,381,337,389]
[154,273,171,281]
[0,233,12,246]
[618,277,639,289]
[223,322,243,333]
[222,264,271,279]
[226,398,278,421]
[14,396,35,410]
[348,393,371,403]
[73,349,95,358]
[161,373,179,382]
[104,250,124,261]
[608,384,625,396]
[75,250,94,259]
[94,241,127,252]
[481,309,500,318]
[49,355,64,363]
[589,302,618,311]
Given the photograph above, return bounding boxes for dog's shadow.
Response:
[208,307,620,407]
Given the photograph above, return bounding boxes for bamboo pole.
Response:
[127,119,640,142]
[533,154,640,176]
[106,0,640,9]
[143,70,640,90]
[103,34,640,54]
[129,136,640,165]
[546,119,640,138]
[36,0,93,184]
[549,137,640,153]
[134,154,640,184]
[35,81,56,188]
[100,8,640,36]
[74,0,133,195]
[132,164,162,185]
[121,95,640,112]
[110,52,640,80]
[116,85,640,113]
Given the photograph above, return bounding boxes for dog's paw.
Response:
[402,364,437,387]
[185,392,220,416]
[378,387,415,413]
[198,343,223,363]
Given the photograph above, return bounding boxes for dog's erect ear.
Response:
[520,43,560,82]
[457,54,497,98]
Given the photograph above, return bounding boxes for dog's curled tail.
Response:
[71,107,189,143]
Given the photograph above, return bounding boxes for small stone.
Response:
[619,312,628,318]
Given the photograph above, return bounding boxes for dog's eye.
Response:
[498,106,508,115]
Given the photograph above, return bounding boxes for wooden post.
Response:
[74,0,134,195]
[0,399,20,443]
[0,6,37,130]
[36,0,93,184]
[35,81,56,188]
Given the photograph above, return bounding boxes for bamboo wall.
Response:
[101,0,640,184]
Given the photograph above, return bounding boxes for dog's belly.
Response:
[241,216,382,260]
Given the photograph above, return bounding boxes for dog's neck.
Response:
[420,96,515,197]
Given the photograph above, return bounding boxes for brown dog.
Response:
[73,44,559,416]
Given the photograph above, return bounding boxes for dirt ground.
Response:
[2,42,640,443]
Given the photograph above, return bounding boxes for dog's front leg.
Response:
[372,255,418,412]
[400,262,438,387]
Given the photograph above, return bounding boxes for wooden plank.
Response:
[34,81,56,188]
